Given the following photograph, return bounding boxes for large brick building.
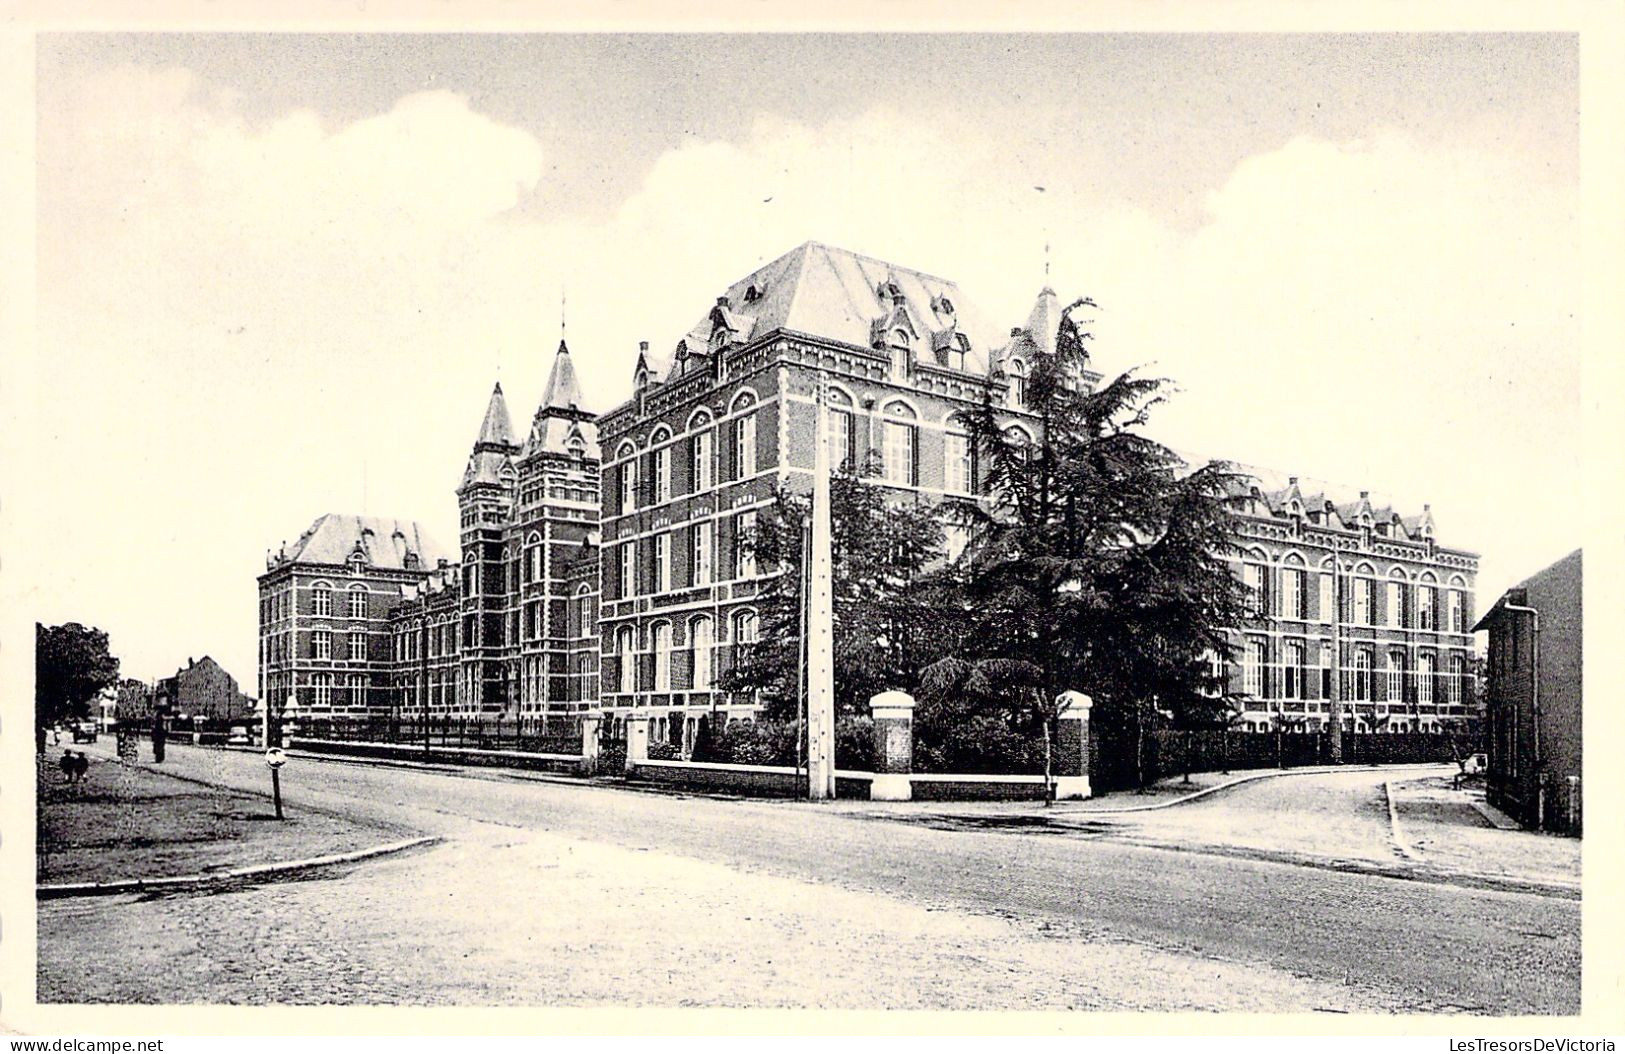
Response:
[258,515,454,721]
[154,655,255,726]
[258,241,1478,740]
[595,242,1086,747]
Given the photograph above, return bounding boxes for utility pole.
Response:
[806,370,836,800]
[1328,551,1344,763]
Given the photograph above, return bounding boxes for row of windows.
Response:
[608,611,758,694]
[1240,565,1469,632]
[310,630,371,661]
[308,584,371,619]
[614,511,757,597]
[305,673,370,708]
[1236,640,1468,704]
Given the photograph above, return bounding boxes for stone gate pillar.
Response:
[869,690,915,801]
[579,711,602,776]
[1053,691,1093,800]
[625,713,650,775]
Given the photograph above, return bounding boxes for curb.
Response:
[37,836,440,900]
[1384,780,1415,859]
[1075,762,1452,814]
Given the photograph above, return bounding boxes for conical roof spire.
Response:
[541,339,584,411]
[1024,287,1062,356]
[474,382,516,449]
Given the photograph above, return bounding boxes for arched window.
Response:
[1418,572,1439,631]
[945,427,973,494]
[347,585,368,619]
[652,621,672,691]
[735,609,758,645]
[574,584,592,639]
[690,615,714,690]
[312,582,332,618]
[1353,564,1377,626]
[691,421,713,492]
[890,330,911,378]
[1386,568,1409,629]
[881,401,918,487]
[617,442,638,512]
[1008,358,1027,405]
[1240,552,1269,617]
[1418,652,1437,704]
[615,626,635,694]
[524,531,543,585]
[1281,553,1307,620]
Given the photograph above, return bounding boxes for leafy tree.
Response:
[923,297,1248,792]
[718,454,964,720]
[35,622,120,752]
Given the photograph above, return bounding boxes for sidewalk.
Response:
[1388,775,1579,893]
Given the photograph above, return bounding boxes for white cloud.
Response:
[32,66,1579,683]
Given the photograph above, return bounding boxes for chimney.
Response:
[1359,490,1369,500]
[639,340,649,353]
[716,295,730,310]
[1288,476,1298,486]
[1011,327,1024,337]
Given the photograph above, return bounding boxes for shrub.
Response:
[710,718,797,767]
[914,712,1046,775]
[835,717,874,771]
[646,741,681,761]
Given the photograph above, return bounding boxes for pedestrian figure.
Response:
[59,749,76,783]
[152,712,167,764]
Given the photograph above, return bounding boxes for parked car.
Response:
[71,720,98,743]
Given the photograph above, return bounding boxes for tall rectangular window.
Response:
[1355,578,1376,626]
[313,587,332,617]
[1388,650,1405,703]
[692,431,712,491]
[654,446,671,504]
[620,460,637,512]
[313,630,331,660]
[1243,639,1265,697]
[619,542,636,598]
[1386,581,1404,628]
[348,589,368,619]
[1419,588,1437,631]
[1449,591,1464,633]
[735,414,757,480]
[883,421,917,487]
[692,524,712,586]
[1449,654,1465,704]
[1418,653,1437,704]
[1319,573,1334,623]
[1283,640,1304,700]
[654,533,671,593]
[1283,569,1305,620]
[349,631,367,661]
[1355,648,1373,701]
[737,511,757,578]
[828,410,854,471]
[1242,563,1266,617]
[313,673,332,708]
[945,431,973,494]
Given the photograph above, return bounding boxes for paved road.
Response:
[38,744,1579,1012]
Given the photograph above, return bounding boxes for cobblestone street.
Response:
[37,744,1581,1013]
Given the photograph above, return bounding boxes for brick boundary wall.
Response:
[291,738,585,775]
[628,759,1053,800]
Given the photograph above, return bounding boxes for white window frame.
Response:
[692,524,711,586]
[313,630,332,660]
[736,609,759,645]
[349,630,367,661]
[1243,638,1265,697]
[1419,653,1437,704]
[735,414,757,479]
[945,430,972,494]
[652,622,672,691]
[883,419,917,487]
[737,511,757,578]
[348,587,368,619]
[620,542,636,598]
[654,533,670,594]
[313,586,332,618]
[693,430,712,491]
[1319,573,1334,623]
[620,458,637,512]
[691,616,713,690]
[654,445,671,504]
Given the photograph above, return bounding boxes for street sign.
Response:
[265,748,287,769]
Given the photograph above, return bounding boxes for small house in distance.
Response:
[1474,549,1582,834]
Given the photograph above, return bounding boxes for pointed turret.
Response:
[461,382,519,491]
[475,382,516,450]
[541,340,584,412]
[1024,286,1062,356]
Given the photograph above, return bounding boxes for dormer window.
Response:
[743,284,762,303]
[890,331,911,378]
[938,296,955,315]
[1007,358,1028,406]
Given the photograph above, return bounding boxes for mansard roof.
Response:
[644,242,1008,383]
[1205,459,1445,544]
[271,514,453,571]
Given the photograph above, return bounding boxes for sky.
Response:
[28,32,1581,684]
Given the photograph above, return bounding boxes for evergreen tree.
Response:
[922,298,1248,791]
[718,454,963,720]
